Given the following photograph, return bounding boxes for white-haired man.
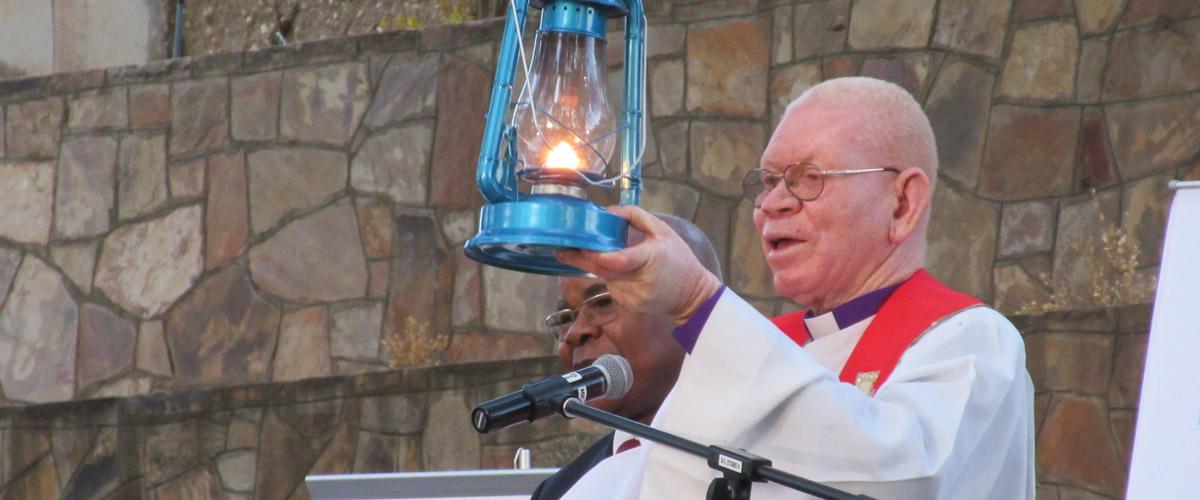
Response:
[557,77,1035,498]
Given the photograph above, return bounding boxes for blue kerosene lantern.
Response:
[464,0,646,275]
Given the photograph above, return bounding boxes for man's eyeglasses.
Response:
[742,163,900,208]
[544,291,619,341]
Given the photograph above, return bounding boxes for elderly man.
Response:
[532,214,722,500]
[557,77,1035,499]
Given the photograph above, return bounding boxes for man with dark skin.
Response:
[531,214,721,500]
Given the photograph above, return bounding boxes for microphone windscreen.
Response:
[594,354,634,400]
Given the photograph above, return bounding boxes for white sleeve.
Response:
[640,291,1035,499]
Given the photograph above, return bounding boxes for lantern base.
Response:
[464,195,628,276]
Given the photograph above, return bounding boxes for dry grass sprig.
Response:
[382,316,450,368]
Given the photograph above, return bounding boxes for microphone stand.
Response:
[558,398,874,500]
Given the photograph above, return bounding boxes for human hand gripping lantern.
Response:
[464,0,647,275]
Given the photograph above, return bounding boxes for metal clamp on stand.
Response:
[706,446,771,500]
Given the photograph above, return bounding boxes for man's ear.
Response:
[889,168,931,244]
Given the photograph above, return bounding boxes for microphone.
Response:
[471,354,633,434]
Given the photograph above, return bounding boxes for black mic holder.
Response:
[556,397,875,500]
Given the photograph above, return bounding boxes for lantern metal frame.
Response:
[464,0,646,276]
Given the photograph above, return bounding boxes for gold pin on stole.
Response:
[854,371,880,396]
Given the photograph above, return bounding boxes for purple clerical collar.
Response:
[804,282,901,332]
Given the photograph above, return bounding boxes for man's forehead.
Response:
[763,102,858,167]
[557,277,608,307]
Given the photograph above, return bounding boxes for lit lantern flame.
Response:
[545,141,581,170]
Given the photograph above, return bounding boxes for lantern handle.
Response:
[618,0,646,206]
[476,0,533,203]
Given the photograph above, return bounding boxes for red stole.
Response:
[771,269,981,395]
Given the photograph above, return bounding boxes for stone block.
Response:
[1076,39,1108,104]
[999,200,1056,258]
[169,158,205,200]
[650,59,685,117]
[49,424,99,494]
[999,22,1078,101]
[129,83,169,127]
[449,332,550,363]
[689,121,764,197]
[1106,93,1200,178]
[1052,191,1121,305]
[96,205,203,318]
[361,394,425,435]
[1037,395,1126,497]
[250,201,368,302]
[248,147,347,234]
[771,5,792,65]
[137,320,171,377]
[3,456,59,499]
[231,72,281,141]
[256,409,321,500]
[166,265,280,387]
[351,124,434,206]
[77,303,137,390]
[206,151,249,270]
[451,255,481,329]
[67,88,128,131]
[50,240,97,294]
[1108,334,1148,408]
[216,451,256,492]
[769,62,821,127]
[979,105,1079,200]
[6,97,63,159]
[925,59,994,189]
[0,0,53,78]
[331,301,385,362]
[792,0,850,60]
[0,256,78,403]
[364,54,439,127]
[482,266,558,332]
[1079,108,1117,189]
[1077,0,1122,34]
[0,161,54,244]
[642,179,701,220]
[356,199,394,259]
[310,413,358,476]
[1121,173,1172,265]
[170,77,230,157]
[1104,17,1200,100]
[993,264,1052,314]
[440,209,477,248]
[694,194,735,276]
[423,391,481,469]
[933,0,1010,59]
[729,200,775,298]
[117,133,168,221]
[430,57,491,208]
[281,62,370,146]
[368,260,390,300]
[353,432,411,473]
[387,213,452,349]
[1012,0,1073,21]
[927,182,999,301]
[1120,0,1200,28]
[55,135,117,239]
[686,18,769,118]
[1110,409,1136,468]
[1025,333,1114,394]
[860,53,938,101]
[848,0,936,50]
[274,306,332,382]
[655,120,689,180]
[821,53,863,79]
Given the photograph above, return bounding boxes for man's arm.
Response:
[641,291,1034,499]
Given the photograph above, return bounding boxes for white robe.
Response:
[563,290,1035,499]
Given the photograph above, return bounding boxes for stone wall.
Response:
[0,357,605,499]
[1,0,1198,498]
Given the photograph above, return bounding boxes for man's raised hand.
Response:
[555,205,722,325]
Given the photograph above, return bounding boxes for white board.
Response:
[1127,181,1200,499]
